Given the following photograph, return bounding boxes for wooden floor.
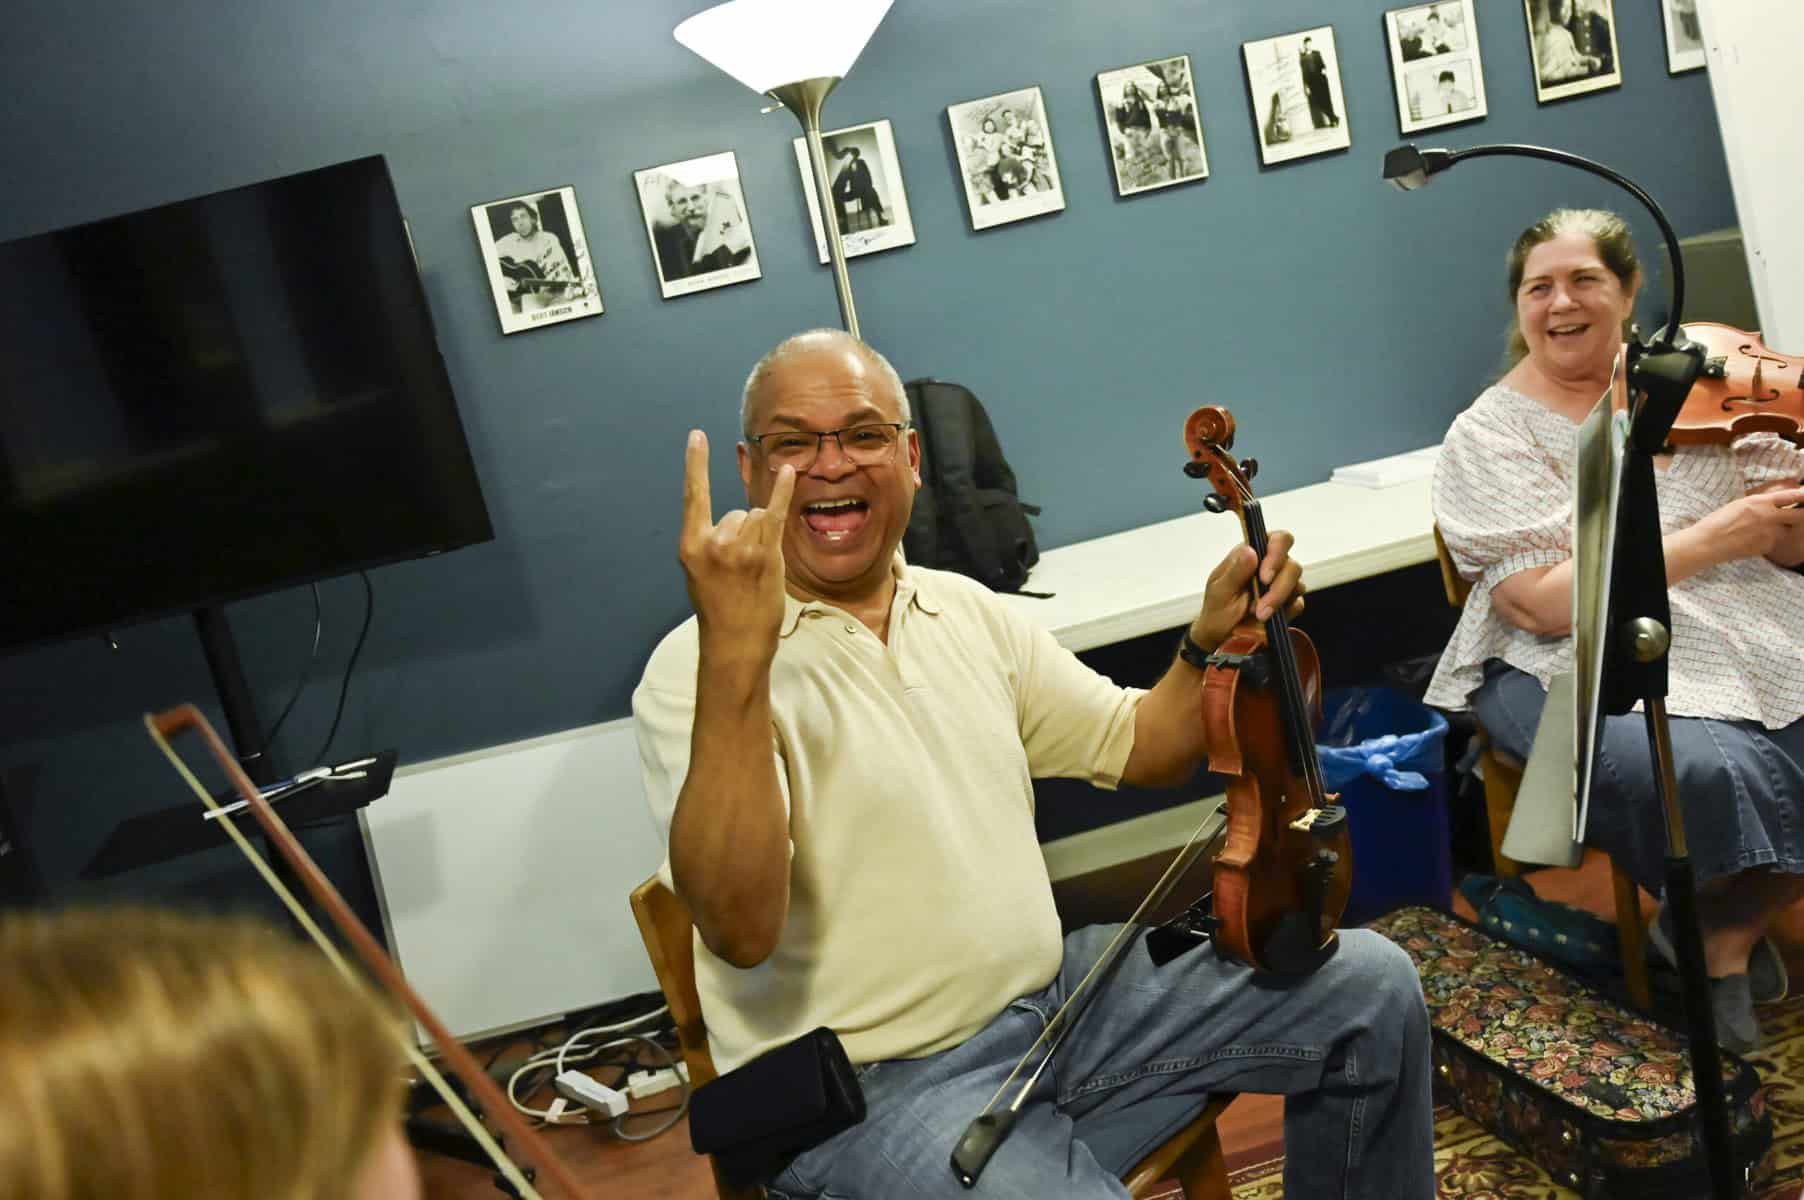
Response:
[417,1091,1286,1199]
[417,851,1804,1198]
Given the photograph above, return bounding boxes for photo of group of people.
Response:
[790,119,917,263]
[470,187,603,334]
[1384,1,1489,133]
[1244,26,1351,167]
[631,152,762,300]
[1524,0,1621,102]
[1095,55,1208,196]
[947,86,1066,230]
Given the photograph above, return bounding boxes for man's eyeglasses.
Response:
[744,422,910,471]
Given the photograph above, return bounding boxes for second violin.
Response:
[1653,322,1804,447]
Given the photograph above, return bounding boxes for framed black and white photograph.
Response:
[470,187,602,335]
[1385,2,1488,132]
[1524,0,1621,102]
[632,151,761,299]
[1242,26,1351,166]
[1096,55,1208,196]
[790,118,916,264]
[1662,0,1704,73]
[946,86,1066,230]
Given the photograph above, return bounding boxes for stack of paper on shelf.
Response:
[1329,445,1441,489]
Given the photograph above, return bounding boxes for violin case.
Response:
[1369,906,1775,1198]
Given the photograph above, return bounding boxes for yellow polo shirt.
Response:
[632,560,1144,1074]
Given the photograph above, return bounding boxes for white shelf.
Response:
[1000,475,1437,652]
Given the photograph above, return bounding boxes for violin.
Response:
[1633,323,1804,446]
[949,404,1349,1186]
[1170,405,1352,975]
[147,705,599,1200]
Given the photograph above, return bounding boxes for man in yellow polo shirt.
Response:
[633,329,1432,1198]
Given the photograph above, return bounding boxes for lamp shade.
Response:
[674,0,895,94]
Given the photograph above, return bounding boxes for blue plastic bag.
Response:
[1316,687,1451,925]
[1318,689,1448,793]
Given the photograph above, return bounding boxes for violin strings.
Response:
[1239,499,1329,800]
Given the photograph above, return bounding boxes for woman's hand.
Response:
[1693,487,1804,566]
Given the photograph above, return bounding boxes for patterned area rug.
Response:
[1229,995,1804,1198]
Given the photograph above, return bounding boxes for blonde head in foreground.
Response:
[0,906,418,1200]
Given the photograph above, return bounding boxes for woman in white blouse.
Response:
[1425,208,1804,1051]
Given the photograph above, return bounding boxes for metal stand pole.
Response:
[1610,338,1738,1199]
[1640,689,1738,1197]
[768,77,860,338]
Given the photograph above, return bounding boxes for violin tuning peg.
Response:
[1203,492,1228,514]
[1241,458,1259,480]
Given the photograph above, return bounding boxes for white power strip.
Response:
[553,1071,629,1119]
[626,1061,690,1099]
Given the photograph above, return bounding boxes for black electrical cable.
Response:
[262,583,323,754]
[309,571,374,767]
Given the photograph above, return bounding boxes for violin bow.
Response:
[949,797,1229,1187]
[145,704,596,1200]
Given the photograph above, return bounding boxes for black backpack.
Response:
[901,378,1045,594]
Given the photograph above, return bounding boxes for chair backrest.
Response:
[631,876,766,1200]
[629,876,721,1088]
[1433,523,1471,610]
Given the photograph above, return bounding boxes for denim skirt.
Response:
[1470,660,1804,894]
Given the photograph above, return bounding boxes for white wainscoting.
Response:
[361,716,663,1043]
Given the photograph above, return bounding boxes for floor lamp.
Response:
[1383,142,1737,1199]
[674,0,896,339]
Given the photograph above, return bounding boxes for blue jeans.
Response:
[766,924,1433,1199]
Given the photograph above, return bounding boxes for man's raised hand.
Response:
[678,431,796,662]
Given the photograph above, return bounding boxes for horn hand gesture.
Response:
[678,430,797,663]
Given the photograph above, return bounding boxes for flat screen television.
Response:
[0,155,492,654]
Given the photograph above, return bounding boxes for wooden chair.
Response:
[1433,525,1653,1009]
[629,876,1232,1199]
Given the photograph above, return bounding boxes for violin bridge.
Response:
[1289,808,1323,831]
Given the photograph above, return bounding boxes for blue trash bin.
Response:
[1316,687,1451,927]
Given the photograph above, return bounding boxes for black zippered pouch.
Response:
[689,1026,865,1185]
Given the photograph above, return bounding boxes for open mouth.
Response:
[1547,322,1590,340]
[801,497,870,542]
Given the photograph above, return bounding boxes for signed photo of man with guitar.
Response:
[470,186,602,334]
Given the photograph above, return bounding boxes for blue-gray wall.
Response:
[1,0,1736,895]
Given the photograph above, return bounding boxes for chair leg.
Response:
[1171,1120,1229,1200]
[1121,1095,1234,1199]
[1611,859,1653,1010]
[1481,748,1525,879]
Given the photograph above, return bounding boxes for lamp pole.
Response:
[1383,141,1735,1200]
[768,76,860,338]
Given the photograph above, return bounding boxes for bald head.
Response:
[740,329,909,436]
